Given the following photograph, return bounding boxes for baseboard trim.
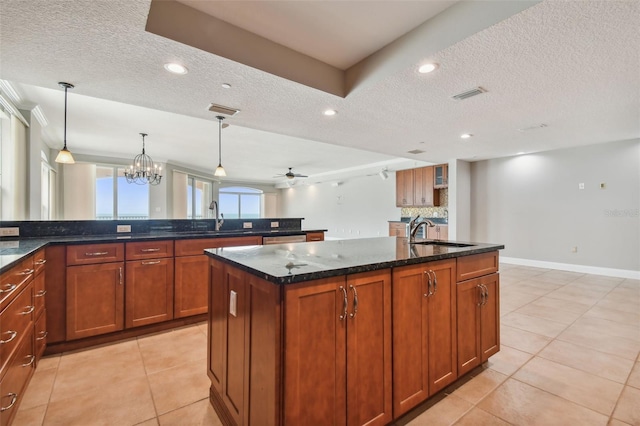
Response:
[501,257,640,280]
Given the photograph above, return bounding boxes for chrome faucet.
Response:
[209,201,224,231]
[410,218,435,242]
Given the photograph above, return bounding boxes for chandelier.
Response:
[124,133,162,185]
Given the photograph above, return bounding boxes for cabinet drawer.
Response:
[33,249,47,276]
[66,243,124,266]
[35,311,47,364]
[0,327,35,426]
[0,257,34,312]
[126,240,174,260]
[456,251,499,282]
[175,237,262,257]
[0,283,34,373]
[33,272,46,319]
[305,232,324,242]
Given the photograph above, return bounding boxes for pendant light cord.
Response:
[218,115,224,166]
[63,85,68,149]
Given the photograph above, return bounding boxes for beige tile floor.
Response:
[13,264,640,426]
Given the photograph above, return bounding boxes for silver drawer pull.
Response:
[140,248,160,252]
[35,259,47,265]
[85,251,108,256]
[22,355,35,367]
[0,283,17,293]
[142,260,161,265]
[35,290,47,297]
[19,269,34,276]
[20,305,35,315]
[0,393,17,412]
[0,331,17,344]
[36,331,48,341]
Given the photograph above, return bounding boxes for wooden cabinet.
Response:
[414,166,440,207]
[32,249,47,366]
[426,224,448,240]
[434,164,448,188]
[125,258,174,328]
[284,270,392,426]
[389,222,407,237]
[305,232,324,242]
[392,259,457,417]
[457,273,500,375]
[395,169,414,207]
[0,327,34,426]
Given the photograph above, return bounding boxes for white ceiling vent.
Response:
[452,87,487,101]
[407,149,425,154]
[518,123,548,132]
[208,103,240,116]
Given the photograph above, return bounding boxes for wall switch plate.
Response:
[117,225,131,233]
[229,291,237,317]
[571,246,578,253]
[0,227,19,237]
[271,221,279,228]
[243,222,253,229]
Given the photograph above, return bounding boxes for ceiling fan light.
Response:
[215,164,227,177]
[55,146,75,164]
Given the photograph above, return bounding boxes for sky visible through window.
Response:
[96,173,149,219]
[220,187,261,219]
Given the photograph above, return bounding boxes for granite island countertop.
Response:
[205,236,504,285]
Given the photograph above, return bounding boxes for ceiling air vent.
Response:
[407,149,425,155]
[518,123,548,132]
[452,87,486,101]
[208,103,240,116]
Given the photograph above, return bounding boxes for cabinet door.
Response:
[456,279,482,376]
[389,223,407,237]
[66,263,124,340]
[392,265,429,417]
[208,259,226,393]
[125,258,174,328]
[480,274,500,361]
[434,164,448,188]
[395,169,414,207]
[306,232,325,242]
[426,259,457,395]
[284,278,346,426]
[346,271,392,426]
[414,167,436,207]
[174,255,209,318]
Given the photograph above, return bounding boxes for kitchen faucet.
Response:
[209,201,224,231]
[410,218,435,242]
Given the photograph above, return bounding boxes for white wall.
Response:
[280,174,401,238]
[448,160,471,241]
[63,163,96,220]
[471,139,640,272]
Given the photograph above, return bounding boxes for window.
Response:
[219,186,262,219]
[96,166,149,219]
[187,176,213,219]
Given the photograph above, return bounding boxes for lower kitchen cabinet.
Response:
[174,255,209,318]
[66,262,124,340]
[457,273,500,376]
[125,258,174,328]
[392,259,457,417]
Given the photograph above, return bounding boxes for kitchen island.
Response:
[205,237,504,426]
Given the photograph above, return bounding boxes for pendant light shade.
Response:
[55,82,75,164]
[124,133,162,185]
[214,115,227,177]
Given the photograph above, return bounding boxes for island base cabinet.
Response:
[457,273,500,376]
[284,270,392,426]
[392,259,457,417]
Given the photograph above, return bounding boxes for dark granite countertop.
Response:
[0,229,326,273]
[205,236,504,285]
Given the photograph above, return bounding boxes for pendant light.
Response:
[214,115,227,177]
[55,82,75,164]
[124,133,162,185]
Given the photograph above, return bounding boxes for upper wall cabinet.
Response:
[396,169,414,207]
[396,167,440,207]
[434,164,448,189]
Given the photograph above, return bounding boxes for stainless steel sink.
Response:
[410,240,475,248]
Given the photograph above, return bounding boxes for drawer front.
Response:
[66,243,124,266]
[126,240,174,260]
[306,232,324,242]
[175,236,262,256]
[0,327,35,426]
[0,283,34,372]
[33,272,46,319]
[0,257,34,312]
[456,251,499,282]
[35,311,47,363]
[33,249,47,276]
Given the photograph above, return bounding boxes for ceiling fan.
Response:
[274,167,308,180]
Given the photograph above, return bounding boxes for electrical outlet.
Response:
[243,222,253,229]
[229,291,237,317]
[117,225,131,233]
[578,183,585,190]
[0,227,19,237]
[600,182,606,189]
[571,246,578,253]
[271,221,279,228]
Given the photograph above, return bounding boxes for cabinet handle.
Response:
[0,393,17,412]
[349,285,358,319]
[21,355,35,367]
[35,259,47,265]
[482,284,489,306]
[119,267,123,285]
[35,290,47,297]
[20,305,35,315]
[19,269,34,276]
[339,286,348,321]
[0,331,17,344]
[476,285,484,306]
[0,283,17,293]
[141,260,161,265]
[429,270,438,295]
[36,331,48,341]
[85,251,108,256]
[309,237,321,241]
[423,271,431,297]
[140,248,160,252]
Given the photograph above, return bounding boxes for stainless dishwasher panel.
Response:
[262,235,307,245]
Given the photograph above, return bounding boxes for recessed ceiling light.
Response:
[221,83,231,89]
[164,63,188,75]
[324,109,337,116]
[418,63,438,74]
[460,133,472,139]
[517,152,526,155]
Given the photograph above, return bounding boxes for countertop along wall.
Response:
[470,138,640,277]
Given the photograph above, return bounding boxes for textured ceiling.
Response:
[0,0,638,184]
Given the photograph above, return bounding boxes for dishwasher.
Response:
[262,234,307,245]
